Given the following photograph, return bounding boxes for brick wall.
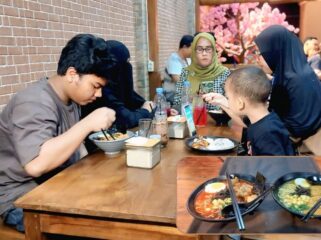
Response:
[0,0,194,111]
[158,0,195,80]
[0,0,136,111]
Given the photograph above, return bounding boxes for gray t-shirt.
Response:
[0,77,80,215]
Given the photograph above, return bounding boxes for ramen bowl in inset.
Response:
[187,174,267,222]
[272,172,321,219]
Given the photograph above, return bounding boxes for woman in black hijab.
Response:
[82,40,153,139]
[255,25,321,154]
[102,40,153,129]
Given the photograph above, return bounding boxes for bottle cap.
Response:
[156,88,163,94]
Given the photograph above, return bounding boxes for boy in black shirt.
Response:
[204,66,295,156]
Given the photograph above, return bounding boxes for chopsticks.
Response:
[146,103,156,137]
[301,198,321,222]
[101,129,115,140]
[225,171,246,231]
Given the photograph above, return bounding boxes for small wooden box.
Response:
[167,116,188,139]
[125,137,161,169]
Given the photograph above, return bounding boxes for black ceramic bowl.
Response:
[272,172,321,219]
[208,110,231,126]
[187,174,267,222]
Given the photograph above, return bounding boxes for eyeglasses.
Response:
[195,46,213,54]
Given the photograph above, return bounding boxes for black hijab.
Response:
[105,40,145,109]
[255,25,321,138]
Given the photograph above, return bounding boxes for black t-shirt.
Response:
[247,112,295,156]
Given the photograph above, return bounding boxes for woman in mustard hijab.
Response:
[173,32,230,111]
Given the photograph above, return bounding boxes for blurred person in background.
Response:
[163,35,194,105]
[303,36,321,79]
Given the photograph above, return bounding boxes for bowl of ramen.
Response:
[185,135,238,153]
[89,131,135,155]
[272,172,321,219]
[187,174,266,222]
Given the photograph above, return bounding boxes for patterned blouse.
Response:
[173,68,231,111]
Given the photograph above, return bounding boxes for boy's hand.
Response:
[202,93,228,108]
[86,107,116,132]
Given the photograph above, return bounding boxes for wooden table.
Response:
[15,120,242,240]
[177,156,321,235]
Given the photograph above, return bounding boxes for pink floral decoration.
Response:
[200,3,299,63]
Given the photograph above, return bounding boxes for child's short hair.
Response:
[226,66,271,103]
[57,34,116,80]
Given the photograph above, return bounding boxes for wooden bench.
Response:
[0,219,25,240]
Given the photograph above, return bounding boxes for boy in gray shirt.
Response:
[0,34,116,231]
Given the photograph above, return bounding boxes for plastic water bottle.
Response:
[181,81,192,115]
[153,88,168,147]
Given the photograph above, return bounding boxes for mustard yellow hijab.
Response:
[187,32,228,93]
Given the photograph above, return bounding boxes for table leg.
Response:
[24,211,48,240]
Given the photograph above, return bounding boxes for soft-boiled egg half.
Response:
[205,182,226,193]
[294,178,311,188]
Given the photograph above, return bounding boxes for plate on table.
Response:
[272,172,321,219]
[187,174,267,222]
[185,136,238,153]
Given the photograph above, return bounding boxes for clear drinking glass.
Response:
[138,118,153,137]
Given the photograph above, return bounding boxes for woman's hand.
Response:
[169,108,179,116]
[202,93,228,108]
[141,101,154,112]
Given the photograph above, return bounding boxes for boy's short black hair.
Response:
[226,66,271,104]
[57,34,116,80]
[179,35,194,49]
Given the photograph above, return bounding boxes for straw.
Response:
[225,171,246,231]
[146,103,156,137]
[196,104,205,125]
[195,84,205,125]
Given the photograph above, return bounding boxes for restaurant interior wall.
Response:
[157,0,195,81]
[299,0,321,41]
[0,0,195,111]
[0,0,137,112]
